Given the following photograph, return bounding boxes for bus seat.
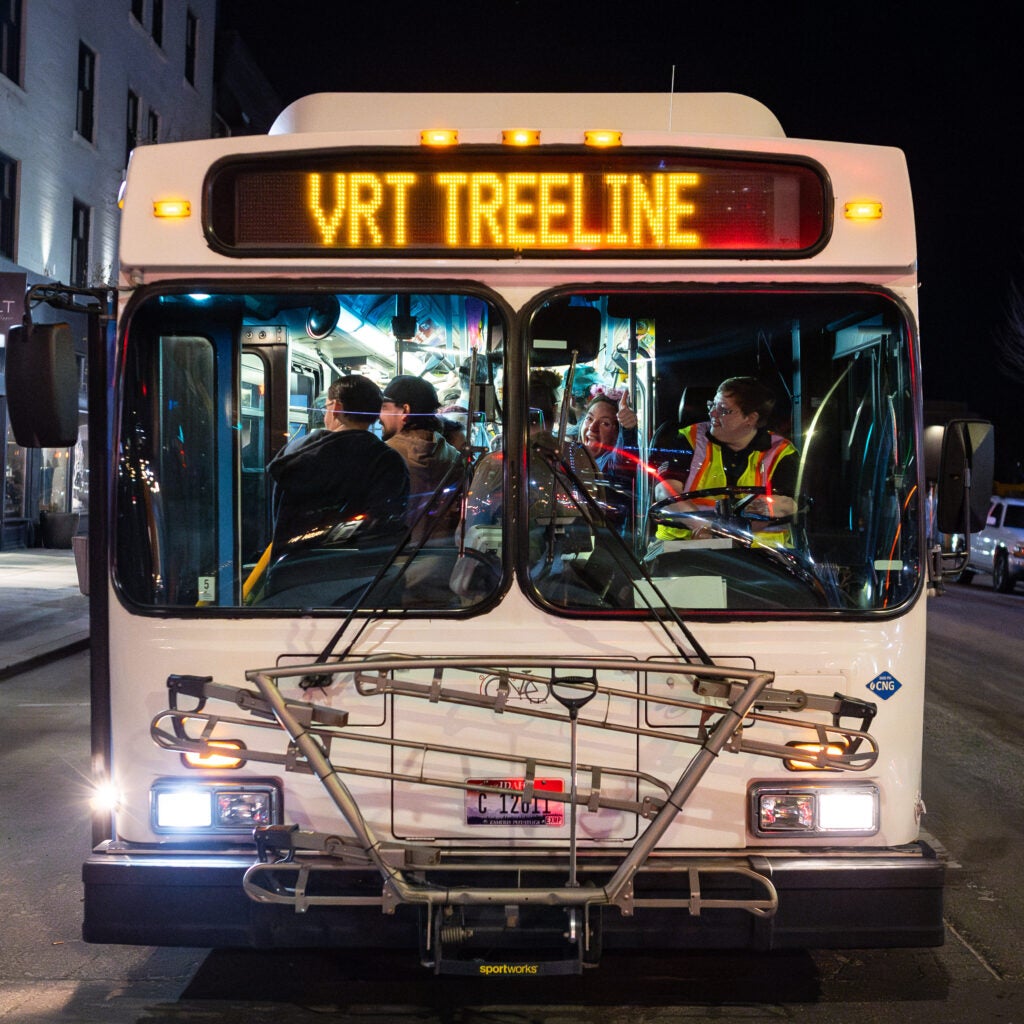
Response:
[650,385,716,464]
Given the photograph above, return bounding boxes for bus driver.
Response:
[652,376,797,546]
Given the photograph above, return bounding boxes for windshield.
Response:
[521,288,920,614]
[115,289,505,611]
[114,286,920,616]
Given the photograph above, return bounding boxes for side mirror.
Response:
[5,321,79,448]
[935,418,994,535]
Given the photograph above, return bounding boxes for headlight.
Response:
[151,779,280,834]
[750,782,879,837]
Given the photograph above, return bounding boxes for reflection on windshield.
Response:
[523,290,919,614]
[115,288,919,616]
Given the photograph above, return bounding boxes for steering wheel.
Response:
[650,485,796,533]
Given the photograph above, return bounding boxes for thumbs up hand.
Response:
[617,390,638,430]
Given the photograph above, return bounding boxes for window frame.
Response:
[151,0,163,48]
[0,0,22,86]
[184,9,198,86]
[0,148,17,259]
[70,199,91,286]
[126,90,140,167]
[76,41,97,143]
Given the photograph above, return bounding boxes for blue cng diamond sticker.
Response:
[867,672,902,700]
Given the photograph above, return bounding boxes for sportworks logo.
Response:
[478,963,540,975]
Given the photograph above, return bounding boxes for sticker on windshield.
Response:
[866,672,902,700]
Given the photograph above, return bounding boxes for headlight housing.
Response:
[151,779,281,834]
[750,782,879,837]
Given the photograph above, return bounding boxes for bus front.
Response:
[81,94,942,970]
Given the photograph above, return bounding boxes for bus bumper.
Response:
[82,840,947,951]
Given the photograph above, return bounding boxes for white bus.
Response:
[7,92,993,973]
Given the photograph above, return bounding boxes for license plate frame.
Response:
[465,778,565,826]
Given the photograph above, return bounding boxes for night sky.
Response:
[219,1,1024,476]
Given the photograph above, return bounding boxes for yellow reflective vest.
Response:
[655,423,796,546]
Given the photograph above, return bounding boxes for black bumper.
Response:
[82,842,946,951]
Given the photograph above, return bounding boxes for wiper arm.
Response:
[530,440,714,667]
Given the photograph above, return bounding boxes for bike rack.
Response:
[152,655,878,971]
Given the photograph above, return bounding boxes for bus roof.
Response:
[269,92,786,139]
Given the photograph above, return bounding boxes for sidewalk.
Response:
[0,547,89,679]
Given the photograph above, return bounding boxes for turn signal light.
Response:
[784,741,847,771]
[844,200,883,220]
[182,740,245,770]
[153,199,191,219]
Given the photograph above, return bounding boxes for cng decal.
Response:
[866,672,902,700]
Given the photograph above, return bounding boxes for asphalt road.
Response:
[1,581,1022,1023]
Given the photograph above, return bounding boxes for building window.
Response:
[130,0,144,24]
[76,43,96,142]
[146,108,160,145]
[70,200,91,287]
[0,150,16,259]
[0,0,22,86]
[126,90,139,166]
[184,9,198,85]
[151,0,163,47]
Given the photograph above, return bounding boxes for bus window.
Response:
[115,290,506,612]
[524,289,920,614]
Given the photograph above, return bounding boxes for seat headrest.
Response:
[678,385,717,424]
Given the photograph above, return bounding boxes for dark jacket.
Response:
[386,428,466,544]
[268,428,409,552]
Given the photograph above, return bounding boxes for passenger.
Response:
[653,376,797,545]
[563,363,603,439]
[580,390,639,533]
[462,369,597,554]
[267,374,409,554]
[439,414,468,454]
[380,375,466,545]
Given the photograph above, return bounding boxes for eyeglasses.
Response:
[707,401,738,417]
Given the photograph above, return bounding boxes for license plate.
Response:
[465,778,564,826]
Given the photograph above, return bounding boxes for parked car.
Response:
[959,495,1024,593]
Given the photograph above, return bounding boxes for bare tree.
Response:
[995,274,1024,383]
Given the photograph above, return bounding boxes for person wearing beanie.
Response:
[380,374,466,545]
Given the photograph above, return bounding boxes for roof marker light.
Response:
[421,128,459,147]
[584,129,623,148]
[844,200,883,220]
[502,128,541,146]
[153,199,191,219]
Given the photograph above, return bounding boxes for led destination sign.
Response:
[206,151,827,257]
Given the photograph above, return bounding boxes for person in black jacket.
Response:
[267,374,409,554]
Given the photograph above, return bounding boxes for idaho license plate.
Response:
[465,778,565,826]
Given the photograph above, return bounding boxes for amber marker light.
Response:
[502,128,541,146]
[784,741,847,771]
[420,128,459,147]
[844,200,883,220]
[584,129,623,148]
[182,739,245,770]
[153,199,191,219]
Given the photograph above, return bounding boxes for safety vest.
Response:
[655,423,796,546]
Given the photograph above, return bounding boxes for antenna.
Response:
[668,64,676,131]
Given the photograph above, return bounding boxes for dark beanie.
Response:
[381,375,439,414]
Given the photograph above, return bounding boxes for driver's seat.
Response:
[649,385,715,468]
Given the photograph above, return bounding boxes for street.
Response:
[1,582,1022,1023]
